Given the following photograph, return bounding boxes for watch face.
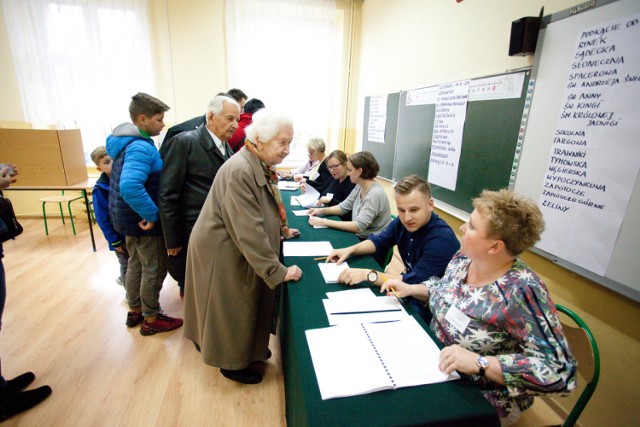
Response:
[368,271,377,282]
[477,356,489,368]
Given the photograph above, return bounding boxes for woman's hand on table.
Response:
[308,216,327,227]
[307,208,322,217]
[380,279,413,298]
[438,344,479,376]
[284,265,303,282]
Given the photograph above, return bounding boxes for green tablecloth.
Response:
[280,190,499,427]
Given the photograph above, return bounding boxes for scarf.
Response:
[244,139,290,238]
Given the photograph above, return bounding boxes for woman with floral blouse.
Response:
[382,189,576,425]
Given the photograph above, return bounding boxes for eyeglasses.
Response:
[327,163,343,170]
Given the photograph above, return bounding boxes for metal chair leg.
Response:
[67,201,77,235]
[58,202,65,225]
[42,202,49,235]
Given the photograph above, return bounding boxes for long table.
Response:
[280,190,499,427]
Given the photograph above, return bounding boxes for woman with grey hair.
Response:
[278,137,326,180]
[183,109,303,385]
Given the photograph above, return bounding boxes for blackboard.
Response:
[515,0,640,302]
[362,92,400,180]
[363,70,531,214]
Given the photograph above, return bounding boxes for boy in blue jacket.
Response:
[106,93,182,336]
[90,146,128,287]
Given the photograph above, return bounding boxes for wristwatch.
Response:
[367,269,378,283]
[476,355,489,376]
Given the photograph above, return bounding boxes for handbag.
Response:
[0,195,23,242]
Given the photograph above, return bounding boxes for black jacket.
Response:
[158,125,232,249]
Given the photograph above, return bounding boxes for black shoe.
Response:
[0,385,52,422]
[5,372,36,393]
[220,368,263,384]
[265,349,272,360]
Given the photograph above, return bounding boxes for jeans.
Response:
[124,235,168,317]
[115,249,129,286]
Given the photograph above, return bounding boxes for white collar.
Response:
[206,127,225,152]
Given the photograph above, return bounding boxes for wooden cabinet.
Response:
[0,128,88,185]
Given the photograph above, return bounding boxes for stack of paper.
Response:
[321,288,409,326]
[317,262,349,284]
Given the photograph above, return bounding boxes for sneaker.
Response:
[5,372,36,393]
[126,311,143,327]
[140,313,183,336]
[0,385,52,422]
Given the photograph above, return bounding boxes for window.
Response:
[2,0,156,162]
[225,0,352,166]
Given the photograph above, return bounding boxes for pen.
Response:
[389,286,402,301]
[314,256,328,261]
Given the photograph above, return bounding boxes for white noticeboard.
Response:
[516,0,640,302]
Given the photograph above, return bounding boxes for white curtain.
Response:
[1,0,156,158]
[225,0,338,160]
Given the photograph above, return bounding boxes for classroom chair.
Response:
[513,304,600,427]
[40,190,84,235]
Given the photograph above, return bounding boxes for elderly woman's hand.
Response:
[439,344,479,376]
[284,265,303,282]
[285,228,300,239]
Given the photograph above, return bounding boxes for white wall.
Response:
[352,0,580,148]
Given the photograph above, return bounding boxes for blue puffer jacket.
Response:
[92,172,125,250]
[106,123,163,237]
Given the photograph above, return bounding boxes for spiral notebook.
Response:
[305,317,459,400]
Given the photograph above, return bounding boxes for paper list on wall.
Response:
[537,12,640,276]
[367,94,387,143]
[427,80,470,191]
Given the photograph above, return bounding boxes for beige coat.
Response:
[183,148,288,370]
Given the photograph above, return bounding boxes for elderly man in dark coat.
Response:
[158,95,240,297]
[183,109,302,384]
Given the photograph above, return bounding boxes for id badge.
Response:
[445,305,470,334]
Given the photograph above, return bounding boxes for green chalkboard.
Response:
[362,92,400,181]
[364,70,531,214]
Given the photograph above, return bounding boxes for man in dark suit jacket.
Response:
[158,95,240,297]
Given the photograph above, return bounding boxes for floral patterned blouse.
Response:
[425,252,577,419]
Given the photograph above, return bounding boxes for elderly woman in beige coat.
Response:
[183,109,302,385]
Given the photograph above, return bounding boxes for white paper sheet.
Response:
[282,241,333,257]
[278,181,299,191]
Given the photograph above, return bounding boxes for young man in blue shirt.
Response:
[327,175,460,319]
